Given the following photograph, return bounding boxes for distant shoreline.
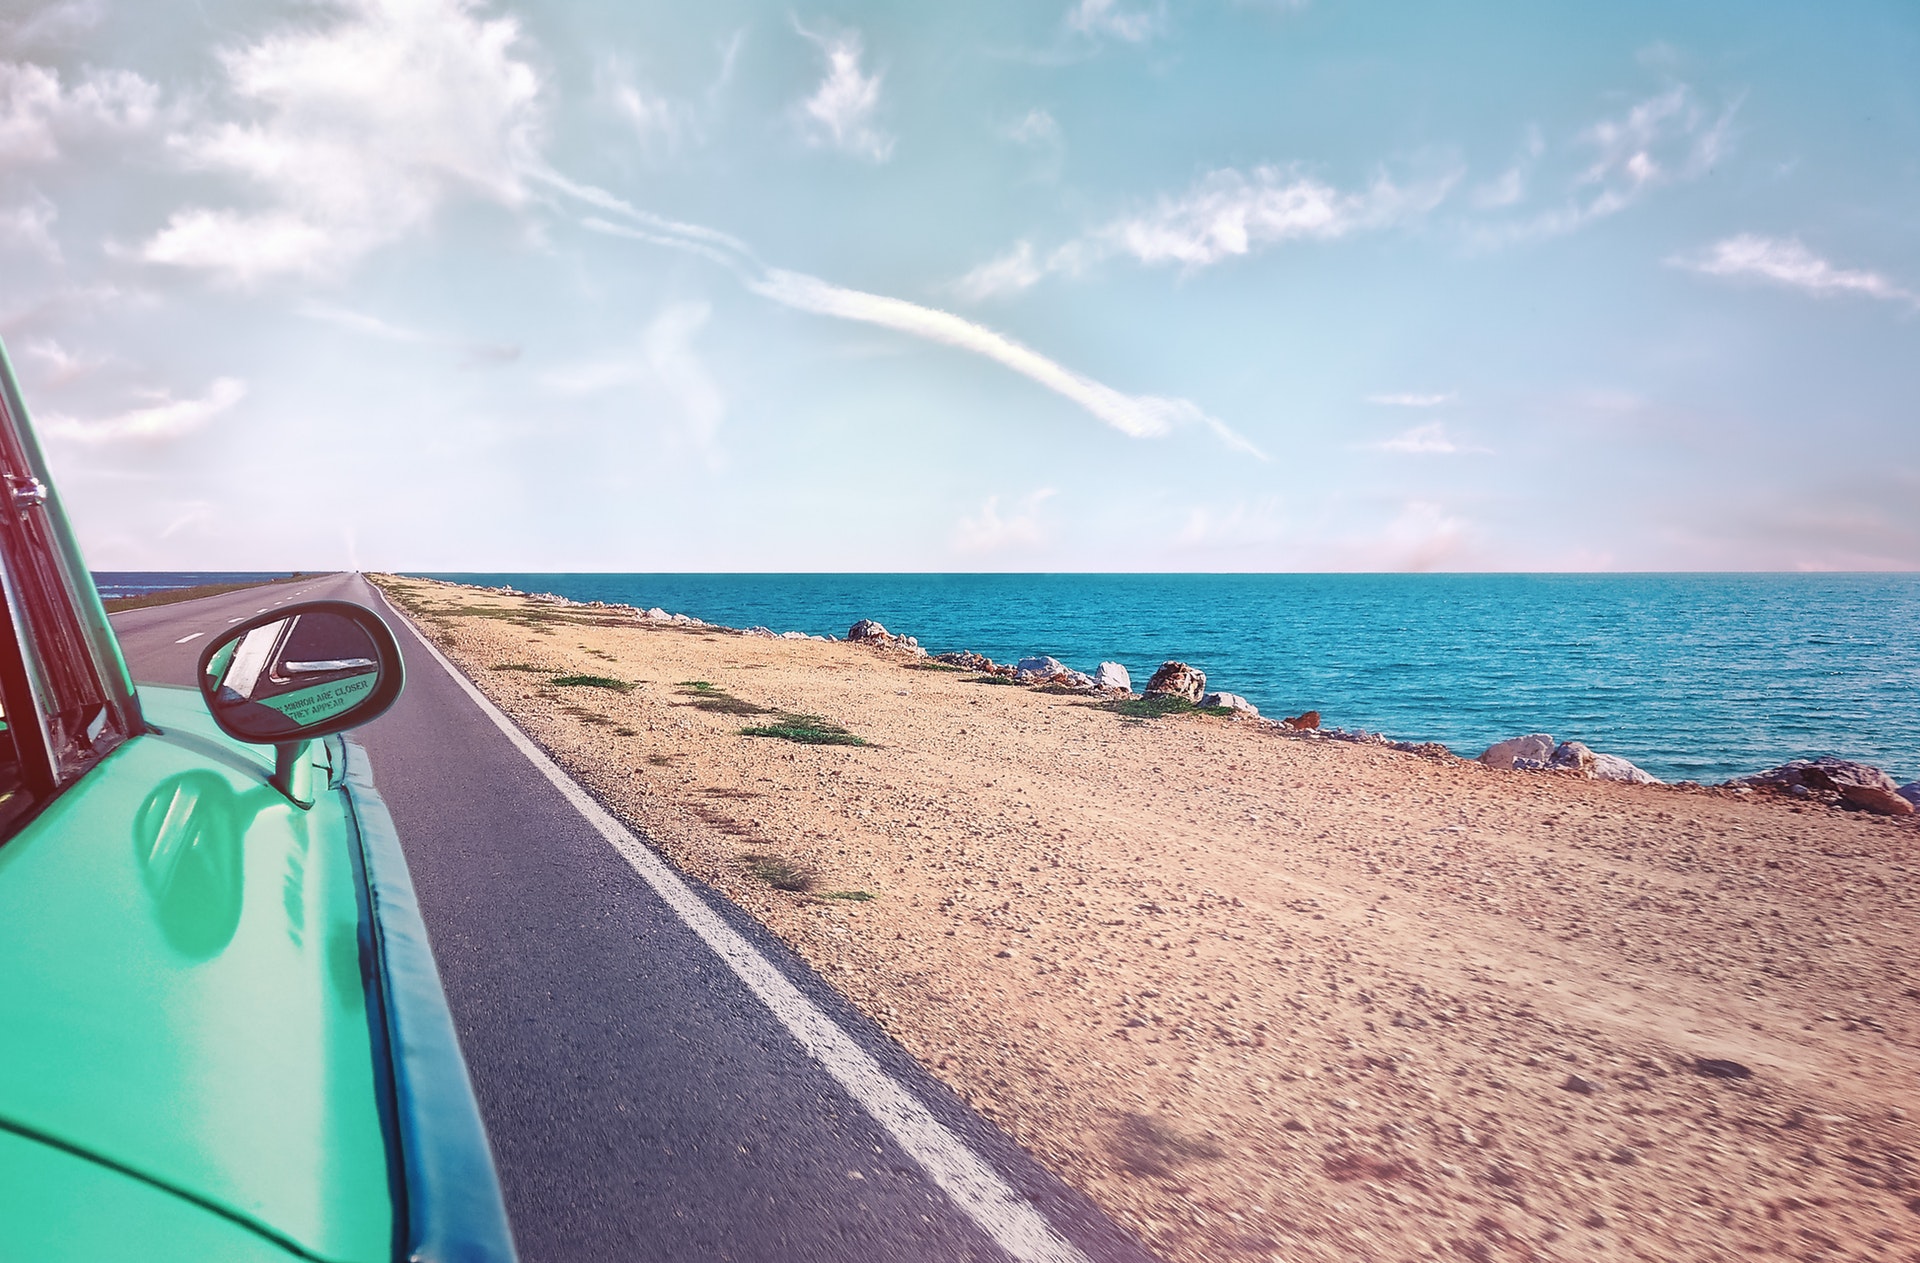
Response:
[399,570,1920,787]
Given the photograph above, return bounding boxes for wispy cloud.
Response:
[136,0,542,284]
[954,488,1056,554]
[1366,421,1486,455]
[1366,391,1455,408]
[19,337,104,387]
[955,163,1456,297]
[575,190,1255,453]
[599,58,698,154]
[1670,234,1917,308]
[751,268,1261,455]
[39,377,245,444]
[1065,0,1163,44]
[793,25,891,162]
[952,241,1044,303]
[1485,85,1735,242]
[542,302,726,461]
[298,302,520,363]
[1006,107,1061,148]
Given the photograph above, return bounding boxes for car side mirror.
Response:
[196,601,404,802]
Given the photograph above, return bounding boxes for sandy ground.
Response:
[374,576,1920,1263]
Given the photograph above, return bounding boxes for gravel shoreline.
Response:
[376,574,1920,1263]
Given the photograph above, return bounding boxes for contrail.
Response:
[556,174,1262,458]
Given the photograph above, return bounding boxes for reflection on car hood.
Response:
[0,685,394,1261]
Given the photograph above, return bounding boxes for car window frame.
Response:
[0,341,142,835]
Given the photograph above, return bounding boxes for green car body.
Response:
[0,341,512,1261]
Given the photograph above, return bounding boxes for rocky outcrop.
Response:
[1547,740,1662,785]
[846,619,923,656]
[1901,781,1920,808]
[1728,757,1914,814]
[1093,662,1132,693]
[1478,733,1555,769]
[1201,692,1259,717]
[1015,655,1066,680]
[934,651,1005,674]
[1144,661,1206,703]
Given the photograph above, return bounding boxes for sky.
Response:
[1,0,1916,572]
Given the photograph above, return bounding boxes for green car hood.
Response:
[0,685,394,1261]
[0,1126,301,1262]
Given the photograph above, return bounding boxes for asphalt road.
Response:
[112,574,1157,1263]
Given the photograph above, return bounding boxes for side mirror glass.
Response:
[196,600,404,743]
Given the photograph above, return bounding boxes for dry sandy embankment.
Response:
[373,575,1920,1263]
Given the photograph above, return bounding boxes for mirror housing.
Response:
[196,600,404,747]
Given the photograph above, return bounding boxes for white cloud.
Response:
[38,377,245,444]
[297,301,520,363]
[956,163,1455,293]
[0,1,105,49]
[0,59,157,164]
[750,267,1261,455]
[793,26,891,162]
[1492,86,1734,241]
[1366,391,1455,407]
[954,488,1056,554]
[568,180,1258,455]
[603,69,694,152]
[1066,0,1162,44]
[1099,165,1453,269]
[1006,107,1061,149]
[952,240,1043,302]
[1671,234,1917,308]
[1367,421,1486,455]
[0,193,59,259]
[140,0,543,283]
[19,337,102,386]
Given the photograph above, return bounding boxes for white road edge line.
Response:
[375,587,1092,1263]
[174,632,204,644]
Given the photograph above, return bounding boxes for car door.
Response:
[0,347,397,1260]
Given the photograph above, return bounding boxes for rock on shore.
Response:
[1201,692,1259,717]
[1479,734,1660,784]
[1093,662,1132,693]
[1729,757,1915,815]
[1144,661,1206,703]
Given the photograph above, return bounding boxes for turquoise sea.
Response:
[403,573,1920,786]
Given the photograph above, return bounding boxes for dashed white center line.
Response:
[174,632,204,644]
[227,617,244,624]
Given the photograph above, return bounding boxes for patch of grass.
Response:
[551,674,632,692]
[613,726,637,736]
[646,753,682,767]
[740,851,815,893]
[676,680,771,716]
[739,714,869,746]
[560,705,611,726]
[820,889,876,902]
[493,663,551,673]
[1105,695,1235,720]
[905,661,968,672]
[967,674,1021,686]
